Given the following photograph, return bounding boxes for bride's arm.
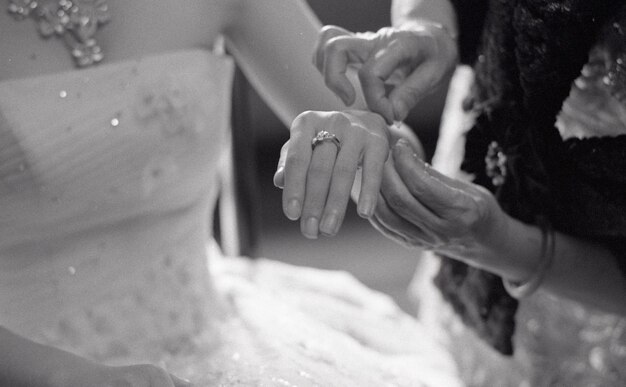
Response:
[221,0,358,125]
[222,0,401,237]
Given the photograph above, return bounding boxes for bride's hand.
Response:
[373,139,505,266]
[313,24,457,123]
[274,110,389,238]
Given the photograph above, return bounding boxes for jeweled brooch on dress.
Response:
[7,0,110,67]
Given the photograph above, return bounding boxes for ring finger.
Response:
[300,137,340,239]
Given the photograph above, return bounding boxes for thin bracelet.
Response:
[503,223,556,299]
[399,20,458,42]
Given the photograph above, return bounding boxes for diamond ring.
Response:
[311,130,341,151]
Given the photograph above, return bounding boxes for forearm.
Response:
[545,232,626,315]
[391,0,457,36]
[223,0,364,127]
[484,217,626,315]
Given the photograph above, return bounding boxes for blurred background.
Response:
[238,0,448,313]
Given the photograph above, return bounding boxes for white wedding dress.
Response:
[0,50,461,386]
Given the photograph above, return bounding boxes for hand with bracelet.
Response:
[374,139,626,312]
[374,140,550,296]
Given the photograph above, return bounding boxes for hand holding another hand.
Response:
[372,140,506,269]
[314,23,458,123]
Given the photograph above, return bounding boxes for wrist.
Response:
[503,222,555,298]
[461,199,542,282]
[396,19,458,43]
[488,216,547,283]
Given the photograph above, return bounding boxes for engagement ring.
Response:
[311,130,341,151]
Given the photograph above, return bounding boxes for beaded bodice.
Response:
[0,50,235,363]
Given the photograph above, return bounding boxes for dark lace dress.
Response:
[412,1,626,386]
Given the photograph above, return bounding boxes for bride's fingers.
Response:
[356,134,388,218]
[273,140,289,189]
[319,137,360,236]
[282,117,315,221]
[300,139,340,239]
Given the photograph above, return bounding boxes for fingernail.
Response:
[302,217,319,239]
[273,168,284,188]
[393,101,408,122]
[358,199,374,218]
[285,199,301,220]
[320,213,339,236]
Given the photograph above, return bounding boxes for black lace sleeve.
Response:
[449,0,489,64]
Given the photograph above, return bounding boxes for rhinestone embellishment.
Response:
[485,141,507,187]
[7,0,110,67]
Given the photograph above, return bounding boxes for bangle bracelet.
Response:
[503,222,555,299]
[400,20,458,42]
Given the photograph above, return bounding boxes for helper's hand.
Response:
[274,110,390,239]
[373,140,505,267]
[314,24,458,123]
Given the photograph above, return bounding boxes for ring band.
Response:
[311,130,341,151]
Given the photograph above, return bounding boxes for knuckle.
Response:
[320,25,343,39]
[333,112,352,128]
[324,38,345,57]
[293,110,316,127]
